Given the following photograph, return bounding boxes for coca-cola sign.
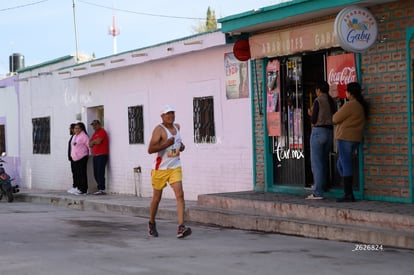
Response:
[327,53,356,98]
[334,6,378,53]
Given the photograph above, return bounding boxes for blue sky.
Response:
[0,0,285,76]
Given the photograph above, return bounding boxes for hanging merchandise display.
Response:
[286,58,303,149]
[266,59,281,136]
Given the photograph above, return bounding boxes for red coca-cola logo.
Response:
[327,53,356,98]
[328,67,356,85]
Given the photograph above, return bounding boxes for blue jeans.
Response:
[310,127,333,197]
[337,140,359,177]
[93,154,108,191]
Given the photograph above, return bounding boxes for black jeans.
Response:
[73,156,88,193]
[93,154,108,191]
[70,160,76,188]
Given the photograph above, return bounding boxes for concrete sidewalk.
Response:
[13,189,194,222]
[13,189,414,249]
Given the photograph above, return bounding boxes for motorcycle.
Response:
[0,152,19,202]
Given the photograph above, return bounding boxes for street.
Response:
[0,202,413,275]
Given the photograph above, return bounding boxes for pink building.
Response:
[3,31,253,200]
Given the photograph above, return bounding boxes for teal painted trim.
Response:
[254,185,265,192]
[267,185,308,196]
[17,55,74,73]
[355,53,365,200]
[265,184,411,203]
[59,30,223,71]
[261,58,274,192]
[219,0,367,33]
[364,194,411,204]
[406,27,414,203]
[267,185,365,200]
[250,59,258,190]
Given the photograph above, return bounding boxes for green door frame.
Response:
[406,27,414,203]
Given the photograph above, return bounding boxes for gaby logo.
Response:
[334,6,378,53]
[346,18,372,43]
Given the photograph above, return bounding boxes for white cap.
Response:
[160,105,175,115]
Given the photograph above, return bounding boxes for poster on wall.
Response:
[225,53,249,99]
[327,53,356,98]
[266,60,281,136]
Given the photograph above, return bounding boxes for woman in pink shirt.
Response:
[70,122,90,195]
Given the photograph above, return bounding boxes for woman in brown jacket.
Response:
[332,82,369,202]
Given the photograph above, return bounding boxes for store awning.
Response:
[218,0,397,35]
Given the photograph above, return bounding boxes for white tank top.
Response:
[153,124,182,170]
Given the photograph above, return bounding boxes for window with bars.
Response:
[0,125,5,153]
[128,105,144,144]
[32,117,50,154]
[193,96,216,143]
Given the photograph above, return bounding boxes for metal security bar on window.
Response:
[193,96,216,143]
[128,105,144,144]
[0,125,5,153]
[32,117,50,154]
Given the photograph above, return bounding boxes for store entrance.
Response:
[270,52,325,187]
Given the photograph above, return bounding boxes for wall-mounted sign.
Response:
[334,6,378,53]
[233,39,251,61]
[225,53,249,99]
[250,19,338,59]
[327,53,356,98]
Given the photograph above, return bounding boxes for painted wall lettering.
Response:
[275,142,304,161]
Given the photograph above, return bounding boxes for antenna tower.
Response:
[108,15,121,54]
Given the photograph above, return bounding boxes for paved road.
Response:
[0,202,413,275]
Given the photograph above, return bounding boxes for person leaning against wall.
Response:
[306,81,337,200]
[147,105,192,239]
[69,122,90,195]
[67,123,77,194]
[332,82,369,202]
[89,120,109,195]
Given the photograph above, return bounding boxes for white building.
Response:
[1,31,253,200]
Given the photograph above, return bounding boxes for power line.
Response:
[0,0,48,12]
[78,0,205,20]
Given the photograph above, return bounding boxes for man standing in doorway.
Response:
[89,119,109,195]
[306,81,336,200]
[147,105,192,239]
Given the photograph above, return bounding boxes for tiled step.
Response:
[196,194,414,232]
[191,194,414,249]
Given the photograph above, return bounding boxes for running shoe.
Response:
[148,222,159,237]
[177,225,192,239]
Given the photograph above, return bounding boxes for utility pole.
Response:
[72,0,80,62]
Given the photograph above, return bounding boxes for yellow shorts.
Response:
[151,167,182,190]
